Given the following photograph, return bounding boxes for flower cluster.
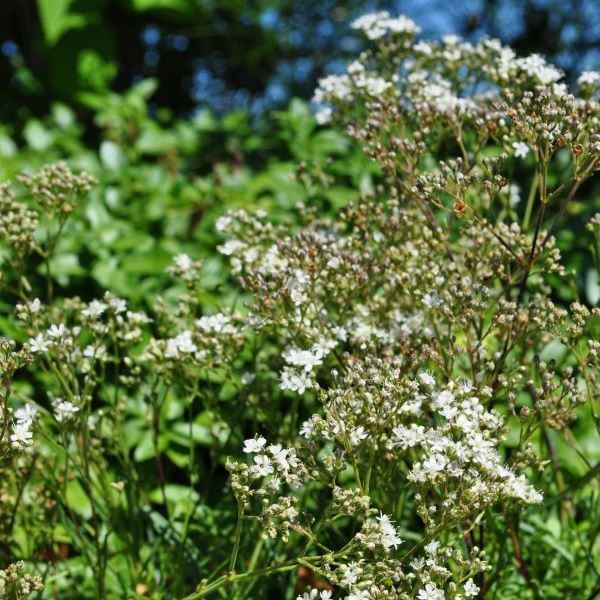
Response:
[0,562,43,599]
[0,12,598,600]
[206,11,599,599]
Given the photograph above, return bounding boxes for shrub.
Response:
[0,12,599,600]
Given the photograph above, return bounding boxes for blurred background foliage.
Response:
[1,0,599,120]
[0,0,597,310]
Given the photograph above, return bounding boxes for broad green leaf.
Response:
[37,0,87,45]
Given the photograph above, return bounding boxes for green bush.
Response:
[0,12,599,600]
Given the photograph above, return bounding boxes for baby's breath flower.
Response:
[243,436,267,453]
[512,141,530,158]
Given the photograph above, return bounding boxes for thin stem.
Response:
[229,503,245,573]
[521,176,539,231]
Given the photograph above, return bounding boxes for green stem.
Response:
[229,503,245,573]
[521,176,538,230]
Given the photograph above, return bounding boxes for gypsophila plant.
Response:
[0,12,599,600]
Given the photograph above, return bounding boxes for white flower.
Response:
[351,11,390,40]
[345,590,370,600]
[463,579,479,597]
[252,454,274,476]
[512,141,530,159]
[385,15,421,35]
[196,313,233,334]
[422,292,441,308]
[418,372,436,388]
[351,11,420,40]
[127,311,152,325]
[280,366,313,394]
[104,293,127,313]
[28,298,42,313]
[15,403,37,424]
[504,473,543,504]
[165,330,197,358]
[28,333,49,354]
[83,344,106,359]
[173,253,193,271]
[516,53,562,84]
[348,426,368,446]
[417,583,444,600]
[215,215,232,232]
[424,540,440,555]
[53,399,80,423]
[243,436,267,453]
[268,444,290,470]
[390,424,425,449]
[578,70,600,87]
[47,324,67,340]
[283,347,323,373]
[443,34,461,45]
[297,591,332,600]
[414,41,433,55]
[218,239,245,256]
[376,513,403,549]
[10,421,33,446]
[287,269,310,306]
[338,563,361,587]
[81,299,107,319]
[300,417,316,438]
[332,325,348,341]
[313,74,353,103]
[241,372,255,385]
[315,107,332,125]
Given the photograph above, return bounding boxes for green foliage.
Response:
[0,88,374,309]
[0,31,598,598]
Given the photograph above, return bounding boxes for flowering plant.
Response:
[0,12,599,600]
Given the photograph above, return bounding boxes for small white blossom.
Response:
[173,253,193,272]
[252,454,274,476]
[53,398,80,423]
[165,330,197,358]
[280,366,313,394]
[512,141,530,158]
[376,513,403,549]
[47,324,67,340]
[81,299,107,319]
[28,333,49,354]
[28,298,42,313]
[417,583,444,600]
[283,347,323,373]
[463,579,479,597]
[243,436,267,453]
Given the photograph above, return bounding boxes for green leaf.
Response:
[133,431,163,462]
[130,0,198,14]
[123,249,172,274]
[169,422,212,447]
[37,0,88,45]
[130,78,159,100]
[66,479,92,519]
[136,124,175,154]
[78,49,117,92]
